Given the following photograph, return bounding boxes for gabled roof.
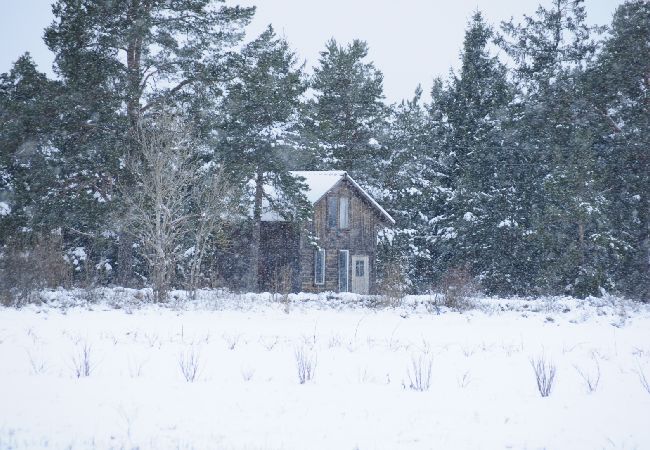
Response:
[261,171,395,224]
[290,171,347,204]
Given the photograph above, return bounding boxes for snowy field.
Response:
[1,290,649,449]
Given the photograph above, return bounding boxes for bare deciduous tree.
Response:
[187,167,233,298]
[121,113,232,301]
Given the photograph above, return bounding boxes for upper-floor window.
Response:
[327,196,350,229]
[327,196,338,228]
[339,197,349,229]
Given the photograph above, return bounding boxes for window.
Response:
[338,250,349,292]
[327,196,338,228]
[339,197,349,229]
[314,249,325,285]
[355,259,365,277]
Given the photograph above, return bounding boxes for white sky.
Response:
[1,0,623,103]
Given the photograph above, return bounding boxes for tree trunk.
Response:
[118,0,146,286]
[249,169,264,292]
[126,0,144,129]
[117,232,133,287]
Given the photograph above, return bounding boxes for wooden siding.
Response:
[298,179,385,294]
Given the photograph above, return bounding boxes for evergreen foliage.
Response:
[0,0,648,299]
[309,39,387,183]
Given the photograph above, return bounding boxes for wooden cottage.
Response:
[259,171,395,294]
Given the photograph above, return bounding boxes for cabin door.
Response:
[351,255,370,294]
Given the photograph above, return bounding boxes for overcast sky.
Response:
[1,0,623,103]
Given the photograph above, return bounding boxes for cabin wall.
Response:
[298,180,384,294]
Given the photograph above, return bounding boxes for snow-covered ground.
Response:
[1,289,649,449]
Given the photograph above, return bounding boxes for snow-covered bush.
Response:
[241,366,256,382]
[574,357,600,393]
[407,353,433,391]
[637,365,650,395]
[440,267,477,311]
[179,347,201,382]
[295,345,317,384]
[531,355,557,397]
[71,342,94,378]
[377,259,409,307]
[0,234,71,306]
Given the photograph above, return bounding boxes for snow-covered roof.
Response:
[261,171,395,224]
[289,171,347,204]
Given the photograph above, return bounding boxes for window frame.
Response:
[339,196,350,229]
[314,249,325,285]
[338,249,349,292]
[327,196,338,229]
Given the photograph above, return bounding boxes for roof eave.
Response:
[342,173,396,225]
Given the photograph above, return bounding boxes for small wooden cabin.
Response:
[259,171,395,294]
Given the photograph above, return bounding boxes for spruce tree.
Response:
[586,0,650,299]
[499,0,614,296]
[379,86,450,290]
[436,12,515,293]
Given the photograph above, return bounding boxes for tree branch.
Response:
[591,102,621,134]
[140,78,194,113]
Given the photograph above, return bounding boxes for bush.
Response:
[0,233,71,306]
[574,357,600,393]
[179,347,201,382]
[377,259,409,307]
[531,355,557,397]
[71,342,94,378]
[637,364,650,395]
[407,353,433,391]
[440,267,477,311]
[295,345,317,384]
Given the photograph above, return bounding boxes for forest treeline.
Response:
[0,0,648,301]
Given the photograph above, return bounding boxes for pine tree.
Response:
[309,39,387,183]
[45,0,254,128]
[42,0,254,284]
[0,54,63,240]
[214,26,309,291]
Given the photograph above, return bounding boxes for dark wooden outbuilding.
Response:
[259,171,395,294]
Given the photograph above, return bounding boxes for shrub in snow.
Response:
[71,342,94,378]
[531,355,557,397]
[241,366,255,382]
[179,347,201,382]
[457,370,472,388]
[407,353,433,391]
[295,345,317,384]
[260,336,279,351]
[270,265,293,313]
[0,233,71,306]
[127,356,147,378]
[637,365,650,395]
[377,259,408,308]
[574,358,600,393]
[26,351,47,375]
[440,267,477,311]
[222,333,240,350]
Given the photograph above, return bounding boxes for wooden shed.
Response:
[259,171,395,294]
